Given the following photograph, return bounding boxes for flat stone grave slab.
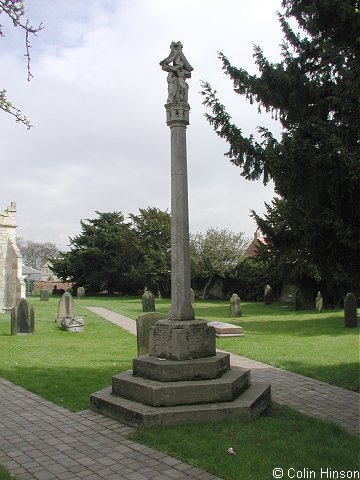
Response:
[208,321,244,337]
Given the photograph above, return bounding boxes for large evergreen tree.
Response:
[51,212,140,294]
[202,0,360,300]
[129,207,171,296]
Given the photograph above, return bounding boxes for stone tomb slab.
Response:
[208,321,244,337]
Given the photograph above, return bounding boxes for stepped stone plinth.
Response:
[90,349,271,426]
[90,381,271,427]
[133,352,230,382]
[111,366,250,407]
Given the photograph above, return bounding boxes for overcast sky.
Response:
[1,0,284,251]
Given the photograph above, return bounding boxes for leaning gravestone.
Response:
[11,299,34,335]
[142,290,155,312]
[40,289,49,301]
[344,292,358,328]
[56,291,85,332]
[315,291,323,313]
[77,286,85,299]
[264,284,273,304]
[136,312,168,356]
[56,292,75,323]
[230,293,242,317]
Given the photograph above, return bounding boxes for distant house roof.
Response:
[22,265,42,280]
[244,230,267,258]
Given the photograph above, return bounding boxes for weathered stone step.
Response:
[112,366,251,407]
[90,382,271,427]
[133,352,230,382]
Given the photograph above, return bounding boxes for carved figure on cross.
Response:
[160,41,193,104]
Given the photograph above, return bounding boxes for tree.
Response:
[0,0,43,128]
[17,237,59,270]
[51,212,141,294]
[129,207,171,296]
[201,0,360,298]
[190,228,249,299]
[228,256,269,301]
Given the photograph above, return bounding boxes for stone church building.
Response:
[0,202,25,313]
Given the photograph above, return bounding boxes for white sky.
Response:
[1,0,284,250]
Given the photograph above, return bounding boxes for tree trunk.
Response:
[202,274,214,299]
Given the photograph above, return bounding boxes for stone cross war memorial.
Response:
[90,42,271,426]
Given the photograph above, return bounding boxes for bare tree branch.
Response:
[0,0,43,128]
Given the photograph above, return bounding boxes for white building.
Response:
[41,260,61,282]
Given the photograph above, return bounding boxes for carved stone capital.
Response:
[165,102,190,127]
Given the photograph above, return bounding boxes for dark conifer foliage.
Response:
[201,0,360,298]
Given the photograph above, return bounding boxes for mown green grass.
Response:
[0,296,136,411]
[130,404,360,480]
[86,296,360,392]
[0,295,359,480]
[0,465,15,480]
[0,295,358,411]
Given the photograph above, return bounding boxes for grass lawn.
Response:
[0,465,14,480]
[0,295,359,480]
[0,296,137,411]
[85,296,360,392]
[130,405,360,480]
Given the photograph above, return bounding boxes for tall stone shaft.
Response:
[167,106,194,320]
[160,41,195,321]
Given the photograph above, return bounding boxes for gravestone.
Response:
[56,292,75,323]
[344,292,358,328]
[11,299,34,335]
[77,286,85,299]
[264,284,273,304]
[142,290,155,312]
[61,316,85,333]
[190,288,195,304]
[40,289,49,301]
[57,291,85,332]
[136,312,168,356]
[230,293,242,317]
[315,291,323,313]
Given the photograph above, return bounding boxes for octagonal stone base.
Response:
[90,351,271,427]
[133,352,230,382]
[90,382,271,427]
[112,366,250,407]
